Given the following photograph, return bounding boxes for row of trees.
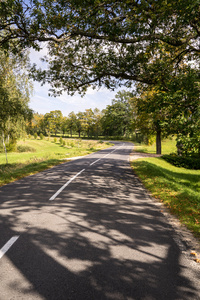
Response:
[28,91,135,139]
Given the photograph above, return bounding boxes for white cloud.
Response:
[29,80,117,116]
[29,45,129,116]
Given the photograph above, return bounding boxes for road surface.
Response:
[0,142,199,299]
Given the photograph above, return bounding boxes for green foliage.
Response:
[34,133,38,139]
[1,1,198,96]
[0,50,33,162]
[59,136,63,144]
[62,140,66,146]
[5,140,17,152]
[102,91,134,137]
[17,145,36,153]
[162,155,200,170]
[132,66,200,154]
[43,110,63,136]
[39,133,44,140]
[54,137,57,143]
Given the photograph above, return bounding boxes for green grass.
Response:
[133,137,177,155]
[131,157,200,240]
[0,138,112,186]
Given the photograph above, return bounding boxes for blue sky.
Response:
[29,80,118,117]
[29,45,119,117]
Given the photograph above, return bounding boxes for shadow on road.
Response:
[0,145,199,299]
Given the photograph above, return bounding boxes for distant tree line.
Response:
[27,91,135,140]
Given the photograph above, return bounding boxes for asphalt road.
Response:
[0,142,199,300]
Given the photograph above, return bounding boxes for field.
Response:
[0,137,112,186]
[131,138,200,240]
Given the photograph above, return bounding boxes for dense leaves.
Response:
[0,0,199,94]
[0,50,32,139]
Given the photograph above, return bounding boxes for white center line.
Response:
[90,143,124,166]
[49,143,125,200]
[0,236,19,259]
[49,168,85,201]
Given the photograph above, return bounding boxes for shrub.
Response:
[162,154,200,170]
[59,137,63,145]
[40,133,44,140]
[17,145,36,153]
[6,141,17,152]
[34,133,38,140]
[63,140,66,146]
[54,137,57,143]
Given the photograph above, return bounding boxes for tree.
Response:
[0,1,199,95]
[67,111,77,137]
[76,112,84,138]
[29,113,44,135]
[0,50,32,162]
[43,110,63,136]
[132,66,200,154]
[102,90,134,137]
[60,116,68,137]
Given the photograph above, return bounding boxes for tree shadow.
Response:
[0,145,199,299]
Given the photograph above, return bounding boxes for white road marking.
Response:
[90,158,101,166]
[0,236,19,259]
[90,144,124,166]
[49,169,85,201]
[50,143,125,200]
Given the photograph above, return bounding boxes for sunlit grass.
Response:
[0,138,112,186]
[133,137,177,155]
[131,157,200,239]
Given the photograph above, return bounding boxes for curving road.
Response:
[0,142,199,299]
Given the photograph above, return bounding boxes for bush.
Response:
[40,133,44,140]
[54,137,57,143]
[34,133,38,140]
[63,140,66,146]
[162,154,200,170]
[6,141,17,152]
[59,137,63,144]
[17,145,36,153]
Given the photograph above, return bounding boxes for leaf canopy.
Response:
[0,0,199,94]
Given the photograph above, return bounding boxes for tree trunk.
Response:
[156,128,162,155]
[2,132,8,164]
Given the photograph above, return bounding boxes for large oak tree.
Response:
[0,0,199,95]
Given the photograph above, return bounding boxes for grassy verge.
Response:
[133,137,177,154]
[0,138,112,186]
[131,157,200,240]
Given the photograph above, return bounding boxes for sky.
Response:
[29,44,120,117]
